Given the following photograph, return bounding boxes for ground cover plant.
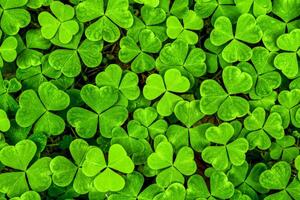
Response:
[0,0,300,199]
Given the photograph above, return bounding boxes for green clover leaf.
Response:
[202,123,249,170]
[67,84,128,138]
[0,0,31,35]
[76,0,133,42]
[96,64,140,102]
[166,10,203,45]
[187,171,235,199]
[259,161,300,200]
[167,100,210,152]
[244,107,284,150]
[210,14,262,63]
[248,47,281,97]
[274,29,300,79]
[0,109,10,132]
[119,29,161,73]
[272,89,300,128]
[0,140,52,197]
[200,66,253,121]
[147,141,197,187]
[227,162,269,198]
[295,155,300,180]
[156,39,207,79]
[48,36,103,77]
[15,82,70,135]
[10,191,41,200]
[38,1,79,44]
[0,74,21,112]
[270,136,299,163]
[143,69,190,116]
[81,144,134,192]
[50,139,93,194]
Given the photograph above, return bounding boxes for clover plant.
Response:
[0,0,300,199]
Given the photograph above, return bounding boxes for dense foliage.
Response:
[0,0,300,199]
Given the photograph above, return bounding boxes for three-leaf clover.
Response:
[15,82,70,135]
[270,136,299,163]
[17,29,51,69]
[156,39,207,79]
[271,89,300,128]
[201,123,249,170]
[96,64,140,103]
[0,74,22,112]
[244,107,284,150]
[186,171,235,200]
[0,140,52,197]
[119,29,162,73]
[167,100,212,152]
[48,36,103,77]
[76,0,133,42]
[131,107,168,139]
[274,29,300,79]
[0,0,31,35]
[200,66,253,121]
[50,139,93,194]
[227,162,269,199]
[210,13,262,63]
[147,141,197,187]
[259,161,300,200]
[143,69,190,116]
[108,172,164,200]
[67,84,128,138]
[82,144,134,192]
[38,1,79,44]
[166,10,203,45]
[245,47,281,97]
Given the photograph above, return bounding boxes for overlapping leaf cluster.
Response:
[0,0,300,199]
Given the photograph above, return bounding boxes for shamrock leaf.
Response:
[15,82,70,135]
[274,29,300,79]
[153,183,186,200]
[0,140,52,197]
[0,74,21,112]
[167,100,210,152]
[0,109,10,132]
[38,1,79,44]
[156,39,207,79]
[210,14,262,63]
[48,37,103,77]
[227,162,269,199]
[96,64,140,102]
[202,123,249,170]
[147,141,196,187]
[187,171,234,199]
[244,107,284,150]
[0,0,31,35]
[50,139,93,194]
[143,69,190,116]
[10,191,41,200]
[166,10,203,45]
[81,144,134,192]
[132,107,168,139]
[259,161,300,200]
[271,89,300,128]
[76,0,133,42]
[119,29,161,73]
[270,136,299,163]
[0,36,18,67]
[67,84,128,138]
[200,66,253,121]
[248,47,281,97]
[194,0,240,24]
